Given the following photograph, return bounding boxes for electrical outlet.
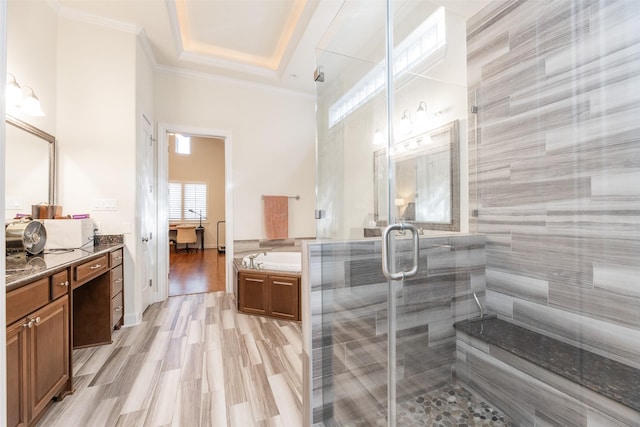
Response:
[92,198,118,211]
[5,197,23,210]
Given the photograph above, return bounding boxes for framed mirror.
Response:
[5,114,56,220]
[374,119,459,231]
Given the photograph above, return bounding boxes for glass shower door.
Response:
[314,1,394,424]
[314,1,475,426]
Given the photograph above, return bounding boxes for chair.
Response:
[175,225,198,253]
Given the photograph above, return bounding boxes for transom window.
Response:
[328,7,446,128]
[175,134,191,155]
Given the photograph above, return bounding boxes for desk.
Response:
[169,225,205,251]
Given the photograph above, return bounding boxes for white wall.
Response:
[6,0,57,135]
[56,17,139,322]
[154,71,317,241]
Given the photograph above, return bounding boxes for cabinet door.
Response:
[268,275,300,321]
[6,320,28,427]
[238,273,268,315]
[29,296,70,419]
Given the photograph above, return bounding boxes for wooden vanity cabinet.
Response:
[6,245,124,426]
[7,318,28,427]
[238,271,300,321]
[110,249,124,329]
[6,276,70,427]
[72,247,125,348]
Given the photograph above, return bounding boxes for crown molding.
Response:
[155,64,314,99]
[52,0,142,35]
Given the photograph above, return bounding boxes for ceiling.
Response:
[55,0,491,94]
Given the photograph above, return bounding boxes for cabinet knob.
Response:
[59,280,69,287]
[114,305,123,312]
[89,264,103,270]
[25,317,41,328]
[114,278,123,284]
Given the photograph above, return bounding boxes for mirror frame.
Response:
[374,119,460,231]
[6,114,56,206]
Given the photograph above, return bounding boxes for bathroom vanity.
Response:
[5,243,124,427]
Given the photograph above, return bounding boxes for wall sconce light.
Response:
[6,74,23,107]
[415,101,428,125]
[372,128,384,146]
[394,198,405,218]
[6,73,45,116]
[21,87,45,116]
[399,110,412,135]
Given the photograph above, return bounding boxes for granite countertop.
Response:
[454,317,640,412]
[6,242,124,291]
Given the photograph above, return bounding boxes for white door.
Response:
[140,115,156,311]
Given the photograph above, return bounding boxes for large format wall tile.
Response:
[468,0,640,367]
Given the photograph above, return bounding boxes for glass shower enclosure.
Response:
[308,0,640,426]
[311,0,480,425]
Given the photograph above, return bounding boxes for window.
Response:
[169,181,207,221]
[328,7,446,128]
[175,134,191,155]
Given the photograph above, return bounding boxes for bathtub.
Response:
[241,251,301,272]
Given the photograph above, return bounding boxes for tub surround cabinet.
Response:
[238,271,300,321]
[5,244,124,427]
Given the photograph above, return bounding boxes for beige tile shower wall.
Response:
[467,0,640,366]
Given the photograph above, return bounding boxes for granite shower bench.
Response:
[454,317,640,426]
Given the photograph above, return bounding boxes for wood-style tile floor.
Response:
[36,292,303,427]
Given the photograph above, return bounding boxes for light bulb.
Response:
[373,128,384,146]
[400,110,412,135]
[21,87,45,116]
[6,74,22,108]
[415,101,427,125]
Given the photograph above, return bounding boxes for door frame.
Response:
[156,123,234,302]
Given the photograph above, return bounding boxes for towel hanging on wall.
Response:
[263,195,289,239]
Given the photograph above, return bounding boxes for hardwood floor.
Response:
[36,292,303,427]
[169,248,226,296]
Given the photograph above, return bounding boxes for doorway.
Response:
[156,123,234,302]
[167,133,225,296]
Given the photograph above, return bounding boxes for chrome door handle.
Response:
[382,223,419,280]
[142,237,149,242]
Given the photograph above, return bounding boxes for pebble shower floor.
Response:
[348,383,513,427]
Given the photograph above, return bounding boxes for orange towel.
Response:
[263,195,288,240]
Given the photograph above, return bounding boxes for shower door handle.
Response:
[381,223,419,280]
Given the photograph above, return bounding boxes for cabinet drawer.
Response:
[110,249,124,268]
[74,254,109,286]
[111,265,123,296]
[111,292,123,328]
[6,278,50,325]
[51,270,70,300]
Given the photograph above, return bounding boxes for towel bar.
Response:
[261,195,300,200]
